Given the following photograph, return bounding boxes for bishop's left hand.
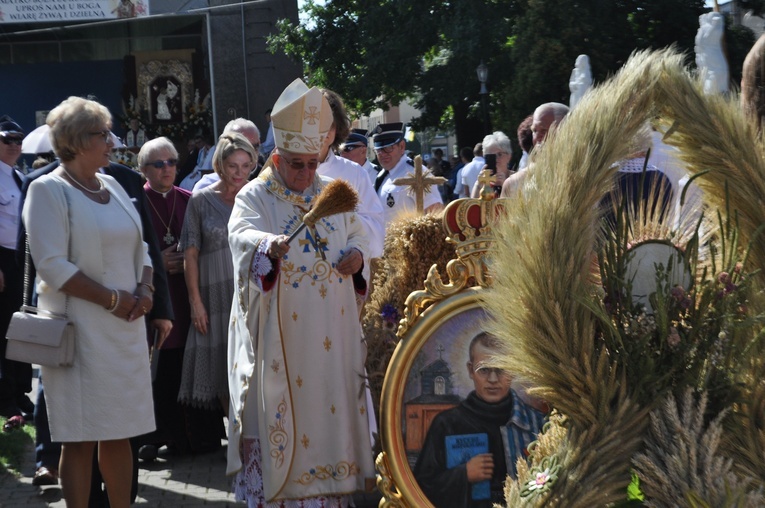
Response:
[336,248,362,276]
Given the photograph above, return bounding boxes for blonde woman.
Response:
[178,133,255,424]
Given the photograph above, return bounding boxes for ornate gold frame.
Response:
[376,187,503,507]
[137,59,193,122]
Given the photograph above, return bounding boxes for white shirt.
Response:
[460,156,485,196]
[361,159,379,185]
[261,121,275,156]
[318,151,385,261]
[179,146,214,191]
[377,155,443,225]
[192,172,220,193]
[0,161,21,249]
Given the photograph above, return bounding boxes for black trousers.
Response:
[0,246,32,404]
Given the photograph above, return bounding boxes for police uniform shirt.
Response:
[0,160,21,250]
[377,156,443,225]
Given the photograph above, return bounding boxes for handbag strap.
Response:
[24,179,74,312]
[61,183,72,316]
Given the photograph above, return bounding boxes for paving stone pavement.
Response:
[1,372,382,507]
[1,439,382,507]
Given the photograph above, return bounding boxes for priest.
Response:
[227,79,374,507]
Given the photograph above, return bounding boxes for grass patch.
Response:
[0,417,35,475]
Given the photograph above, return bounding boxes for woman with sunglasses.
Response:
[23,96,155,507]
[137,137,215,458]
[178,133,255,436]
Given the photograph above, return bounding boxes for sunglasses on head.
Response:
[145,159,178,169]
[1,137,23,146]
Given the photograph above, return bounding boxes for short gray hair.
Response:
[223,118,260,141]
[535,102,570,123]
[482,131,513,156]
[137,137,178,170]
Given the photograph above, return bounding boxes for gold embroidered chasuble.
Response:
[226,167,374,501]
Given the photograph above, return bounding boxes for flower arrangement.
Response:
[185,89,213,139]
[482,49,765,506]
[110,148,137,169]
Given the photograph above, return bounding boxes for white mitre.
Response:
[271,78,332,154]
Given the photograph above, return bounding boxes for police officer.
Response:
[372,122,442,225]
[0,116,33,420]
[340,128,378,184]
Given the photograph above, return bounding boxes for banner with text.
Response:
[0,0,149,24]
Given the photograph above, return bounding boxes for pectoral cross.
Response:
[392,155,447,213]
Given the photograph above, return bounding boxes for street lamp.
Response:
[476,61,489,135]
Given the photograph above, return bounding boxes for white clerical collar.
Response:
[148,185,173,197]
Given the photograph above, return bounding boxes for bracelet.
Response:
[106,289,119,312]
[139,281,155,293]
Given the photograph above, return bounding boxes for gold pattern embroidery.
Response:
[271,359,280,373]
[319,284,327,299]
[292,312,298,321]
[349,214,356,223]
[296,376,303,388]
[301,434,310,449]
[304,106,320,125]
[323,337,332,351]
[360,406,366,415]
[268,398,288,468]
[341,307,345,316]
[293,462,360,485]
[282,258,337,287]
[330,405,336,414]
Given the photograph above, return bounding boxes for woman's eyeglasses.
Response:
[89,130,113,143]
[281,156,319,171]
[145,159,178,169]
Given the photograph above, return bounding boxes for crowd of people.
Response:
[0,78,637,508]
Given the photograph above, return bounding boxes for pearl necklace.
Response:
[61,165,106,202]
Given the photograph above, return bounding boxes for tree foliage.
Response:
[269,0,748,151]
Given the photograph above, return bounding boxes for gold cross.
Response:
[304,106,319,125]
[477,168,496,200]
[392,155,447,213]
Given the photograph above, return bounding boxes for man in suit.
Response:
[19,159,173,501]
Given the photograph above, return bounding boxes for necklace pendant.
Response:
[164,231,176,245]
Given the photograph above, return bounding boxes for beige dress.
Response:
[23,174,155,442]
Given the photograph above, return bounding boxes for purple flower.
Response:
[717,271,731,285]
[381,304,400,326]
[670,285,686,301]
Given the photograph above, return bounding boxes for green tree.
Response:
[269,0,517,149]
[270,0,737,152]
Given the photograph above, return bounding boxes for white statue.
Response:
[156,90,170,120]
[569,54,593,109]
[695,12,729,94]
